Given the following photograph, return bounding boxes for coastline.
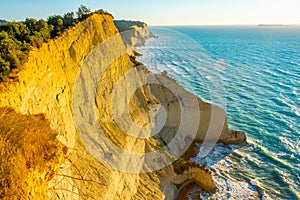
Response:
[136,28,262,199]
[2,1,300,199]
[136,24,300,199]
[0,14,249,199]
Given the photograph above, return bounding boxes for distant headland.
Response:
[258,24,293,26]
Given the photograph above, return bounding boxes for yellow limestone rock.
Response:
[0,13,246,200]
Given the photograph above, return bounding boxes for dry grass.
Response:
[0,107,66,200]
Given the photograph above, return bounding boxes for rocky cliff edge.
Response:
[0,13,246,200]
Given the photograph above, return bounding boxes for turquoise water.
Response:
[137,26,300,199]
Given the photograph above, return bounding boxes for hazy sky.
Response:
[1,0,300,25]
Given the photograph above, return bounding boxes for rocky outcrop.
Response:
[0,13,246,199]
[114,20,155,55]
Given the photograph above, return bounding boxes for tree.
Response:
[36,19,48,31]
[33,19,52,42]
[0,30,9,41]
[25,18,51,44]
[76,5,91,20]
[0,31,25,74]
[95,9,113,17]
[47,15,64,37]
[25,18,37,32]
[1,6,105,77]
[0,31,21,55]
[63,12,76,28]
[0,56,10,75]
[95,9,105,15]
[0,22,30,42]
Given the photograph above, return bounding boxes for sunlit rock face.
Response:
[0,13,246,200]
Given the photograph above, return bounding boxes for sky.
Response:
[0,0,300,25]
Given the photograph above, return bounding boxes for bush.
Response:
[26,18,52,43]
[95,9,113,18]
[0,31,26,74]
[47,15,64,37]
[0,57,10,75]
[0,22,30,42]
[63,12,76,28]
[0,107,66,199]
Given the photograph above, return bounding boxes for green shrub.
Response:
[0,22,30,42]
[63,12,76,28]
[47,15,64,37]
[0,57,10,75]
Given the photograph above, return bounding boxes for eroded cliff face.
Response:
[0,14,119,148]
[114,20,155,55]
[0,13,246,200]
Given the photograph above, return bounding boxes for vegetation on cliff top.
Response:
[0,5,112,78]
[114,20,146,32]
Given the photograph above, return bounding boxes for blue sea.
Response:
[137,26,300,199]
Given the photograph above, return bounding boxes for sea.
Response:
[137,26,300,200]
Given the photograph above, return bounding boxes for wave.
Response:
[137,26,300,199]
[192,144,260,200]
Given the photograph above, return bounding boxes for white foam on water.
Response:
[292,105,300,117]
[296,139,300,154]
[137,27,300,199]
[192,144,260,200]
[292,87,298,96]
[279,136,298,154]
[205,75,214,81]
[214,59,229,72]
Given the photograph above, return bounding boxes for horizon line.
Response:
[148,23,300,27]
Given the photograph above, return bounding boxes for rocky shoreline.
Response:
[0,13,247,199]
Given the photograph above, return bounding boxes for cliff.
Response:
[0,13,246,199]
[114,20,155,55]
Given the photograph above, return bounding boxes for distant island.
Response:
[258,24,292,26]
